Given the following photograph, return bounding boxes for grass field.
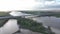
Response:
[0,12,9,16]
[0,12,9,27]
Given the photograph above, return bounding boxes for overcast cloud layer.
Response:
[35,0,60,9]
[0,0,60,11]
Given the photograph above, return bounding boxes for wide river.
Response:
[32,16,60,29]
[1,16,60,34]
[0,19,41,34]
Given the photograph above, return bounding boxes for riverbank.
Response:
[51,27,60,34]
[31,17,60,29]
[43,26,60,34]
[14,28,42,34]
[13,27,60,34]
[14,27,60,34]
[30,17,60,34]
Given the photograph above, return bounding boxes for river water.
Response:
[0,19,19,34]
[0,19,41,34]
[1,16,60,34]
[32,16,60,29]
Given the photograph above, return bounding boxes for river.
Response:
[0,19,19,34]
[32,16,60,29]
[0,19,41,34]
[1,16,60,34]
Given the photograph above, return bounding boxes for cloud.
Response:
[45,0,54,1]
[35,0,60,10]
[36,0,54,2]
[0,0,60,11]
[0,0,37,11]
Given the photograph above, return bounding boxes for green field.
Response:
[0,12,10,16]
[0,12,9,27]
[21,11,60,17]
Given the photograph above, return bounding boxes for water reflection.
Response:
[32,16,60,29]
[0,19,19,34]
[1,16,60,34]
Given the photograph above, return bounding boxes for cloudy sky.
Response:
[0,0,60,11]
[35,0,60,10]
